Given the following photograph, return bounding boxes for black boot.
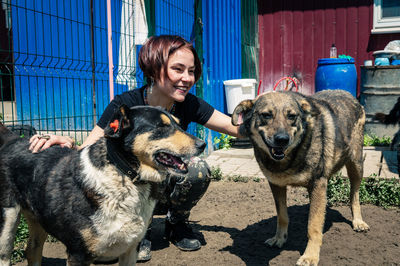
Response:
[137,227,152,262]
[165,220,201,251]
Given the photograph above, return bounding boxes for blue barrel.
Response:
[315,58,357,97]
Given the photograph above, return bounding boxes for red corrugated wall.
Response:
[258,0,400,96]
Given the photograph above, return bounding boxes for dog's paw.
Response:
[264,235,287,248]
[296,254,319,266]
[352,219,370,232]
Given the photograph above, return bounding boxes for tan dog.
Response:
[232,90,369,266]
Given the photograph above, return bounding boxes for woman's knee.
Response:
[169,157,211,203]
[184,157,211,188]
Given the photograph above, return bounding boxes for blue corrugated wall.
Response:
[153,0,198,136]
[9,0,243,144]
[202,0,242,146]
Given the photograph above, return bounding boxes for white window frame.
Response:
[372,0,400,34]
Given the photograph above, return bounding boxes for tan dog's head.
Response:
[232,91,317,161]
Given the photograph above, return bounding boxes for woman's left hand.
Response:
[29,134,75,153]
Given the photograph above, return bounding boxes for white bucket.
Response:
[223,79,257,114]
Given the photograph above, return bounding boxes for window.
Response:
[372,0,400,34]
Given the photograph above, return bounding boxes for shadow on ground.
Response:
[192,205,349,265]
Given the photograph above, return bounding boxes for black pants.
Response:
[153,157,211,224]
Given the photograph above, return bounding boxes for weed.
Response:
[11,216,59,264]
[327,174,400,208]
[11,216,29,264]
[213,133,234,150]
[364,134,392,146]
[211,166,223,181]
[227,174,249,183]
[253,176,262,182]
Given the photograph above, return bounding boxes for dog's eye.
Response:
[287,114,297,120]
[261,112,273,120]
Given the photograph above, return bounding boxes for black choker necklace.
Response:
[143,87,176,114]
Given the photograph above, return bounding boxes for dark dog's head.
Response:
[232,91,316,161]
[104,105,206,182]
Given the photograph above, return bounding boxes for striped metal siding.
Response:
[202,0,241,145]
[153,0,198,136]
[202,0,242,112]
[257,0,400,96]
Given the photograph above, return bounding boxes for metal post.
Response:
[107,0,114,101]
[90,0,97,124]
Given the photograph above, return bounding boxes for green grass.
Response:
[211,166,400,209]
[328,173,400,208]
[12,216,30,264]
[364,134,392,146]
[11,215,57,264]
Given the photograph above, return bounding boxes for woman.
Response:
[29,35,240,261]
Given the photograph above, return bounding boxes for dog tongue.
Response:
[158,152,187,170]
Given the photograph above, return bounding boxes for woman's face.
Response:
[157,47,196,102]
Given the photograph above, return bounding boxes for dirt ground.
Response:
[16,180,400,266]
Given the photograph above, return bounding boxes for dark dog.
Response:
[0,105,205,265]
[232,90,369,266]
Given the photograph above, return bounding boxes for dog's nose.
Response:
[274,133,289,147]
[196,139,206,151]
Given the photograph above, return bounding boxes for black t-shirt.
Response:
[97,86,215,131]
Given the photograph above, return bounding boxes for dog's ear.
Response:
[232,99,255,137]
[104,104,131,138]
[232,99,254,126]
[299,99,319,117]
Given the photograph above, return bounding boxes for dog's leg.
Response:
[346,160,370,232]
[296,178,327,266]
[265,182,288,248]
[0,206,21,266]
[118,243,138,266]
[66,253,92,266]
[24,214,48,266]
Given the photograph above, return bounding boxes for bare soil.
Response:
[16,181,400,266]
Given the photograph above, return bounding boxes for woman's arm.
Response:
[80,125,104,148]
[29,125,104,153]
[204,109,242,138]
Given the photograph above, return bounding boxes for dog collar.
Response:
[106,140,140,182]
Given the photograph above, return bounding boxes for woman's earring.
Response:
[148,78,154,94]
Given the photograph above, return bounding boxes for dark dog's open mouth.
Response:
[267,145,286,160]
[155,151,188,174]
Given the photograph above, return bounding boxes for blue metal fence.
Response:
[1,0,244,146]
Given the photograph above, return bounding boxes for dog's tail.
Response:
[0,122,15,148]
[374,97,400,125]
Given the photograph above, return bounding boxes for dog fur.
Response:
[0,105,205,266]
[232,90,369,266]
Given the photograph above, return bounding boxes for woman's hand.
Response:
[29,134,75,153]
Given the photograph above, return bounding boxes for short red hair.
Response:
[138,35,202,84]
